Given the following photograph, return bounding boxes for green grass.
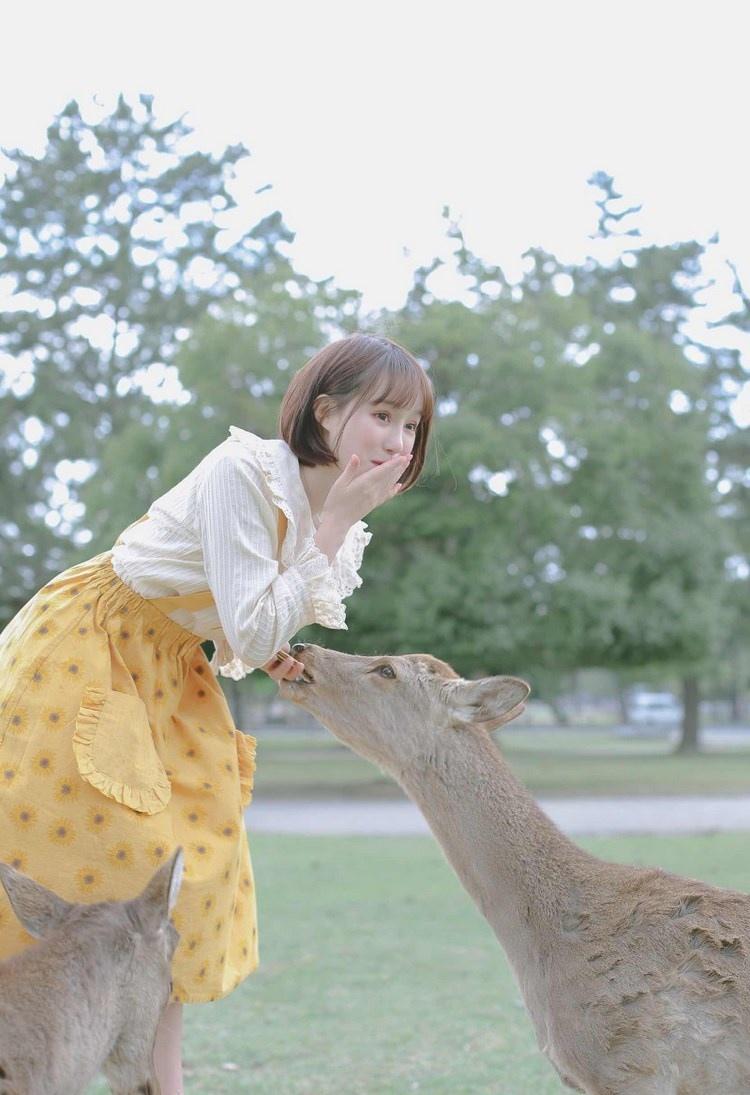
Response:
[86,831,750,1094]
[253,729,750,800]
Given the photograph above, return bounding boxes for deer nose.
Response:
[291,643,306,654]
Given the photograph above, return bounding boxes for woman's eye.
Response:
[406,423,418,432]
[375,412,389,422]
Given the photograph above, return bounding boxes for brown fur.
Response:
[282,646,750,1095]
[0,850,182,1095]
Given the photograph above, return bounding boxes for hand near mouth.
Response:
[311,452,412,566]
[321,452,412,527]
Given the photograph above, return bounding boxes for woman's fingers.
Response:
[261,649,304,680]
[318,451,412,533]
[343,452,409,487]
[366,455,412,507]
[366,453,411,479]
[342,453,411,504]
[332,453,361,488]
[261,651,284,673]
[282,660,305,681]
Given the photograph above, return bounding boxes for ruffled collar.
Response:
[228,426,315,566]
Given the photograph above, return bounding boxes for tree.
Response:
[335,198,731,755]
[701,260,750,726]
[0,95,288,620]
[581,174,745,748]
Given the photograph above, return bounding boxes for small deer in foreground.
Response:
[0,849,183,1095]
[282,645,750,1095]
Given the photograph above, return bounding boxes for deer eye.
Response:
[369,663,396,679]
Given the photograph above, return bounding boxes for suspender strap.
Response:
[277,508,288,547]
[148,589,217,613]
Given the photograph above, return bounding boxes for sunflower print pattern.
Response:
[0,552,258,1003]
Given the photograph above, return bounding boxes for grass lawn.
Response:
[253,729,750,800]
[88,830,750,1094]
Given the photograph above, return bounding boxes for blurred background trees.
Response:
[1,98,747,750]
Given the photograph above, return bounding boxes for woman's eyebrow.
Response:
[371,399,422,417]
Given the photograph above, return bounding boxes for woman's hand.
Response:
[324,453,411,526]
[315,453,411,563]
[260,643,305,681]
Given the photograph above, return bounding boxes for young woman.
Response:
[0,332,434,1092]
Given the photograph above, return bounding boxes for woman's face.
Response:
[320,396,422,471]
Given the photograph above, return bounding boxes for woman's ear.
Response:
[312,394,335,429]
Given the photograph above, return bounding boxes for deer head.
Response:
[280,644,529,774]
[0,848,183,992]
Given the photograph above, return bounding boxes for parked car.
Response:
[627,691,682,727]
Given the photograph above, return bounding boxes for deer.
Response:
[280,644,750,1095]
[0,849,183,1095]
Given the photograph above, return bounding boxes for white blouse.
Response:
[111,425,371,680]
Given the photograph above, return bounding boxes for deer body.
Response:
[0,850,183,1095]
[404,732,750,1094]
[282,646,750,1095]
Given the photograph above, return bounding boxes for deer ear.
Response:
[165,847,184,913]
[449,676,530,731]
[135,847,184,932]
[0,863,75,939]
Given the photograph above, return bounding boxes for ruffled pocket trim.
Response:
[235,730,257,807]
[73,685,171,815]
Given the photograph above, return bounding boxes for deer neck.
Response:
[394,728,595,972]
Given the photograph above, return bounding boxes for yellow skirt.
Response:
[0,553,258,1003]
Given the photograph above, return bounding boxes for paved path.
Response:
[247,795,750,837]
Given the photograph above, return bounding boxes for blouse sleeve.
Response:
[197,449,350,670]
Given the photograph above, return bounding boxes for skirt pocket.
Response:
[235,731,257,807]
[72,686,171,815]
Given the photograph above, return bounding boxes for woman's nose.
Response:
[385,429,407,454]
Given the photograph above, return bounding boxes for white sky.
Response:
[3,0,750,420]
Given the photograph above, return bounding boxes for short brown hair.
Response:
[279,334,434,490]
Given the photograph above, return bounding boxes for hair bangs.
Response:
[358,354,433,419]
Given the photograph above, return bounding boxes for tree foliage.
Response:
[0,95,287,612]
[340,194,740,710]
[1,111,746,735]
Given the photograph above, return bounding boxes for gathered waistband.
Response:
[44,551,204,660]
